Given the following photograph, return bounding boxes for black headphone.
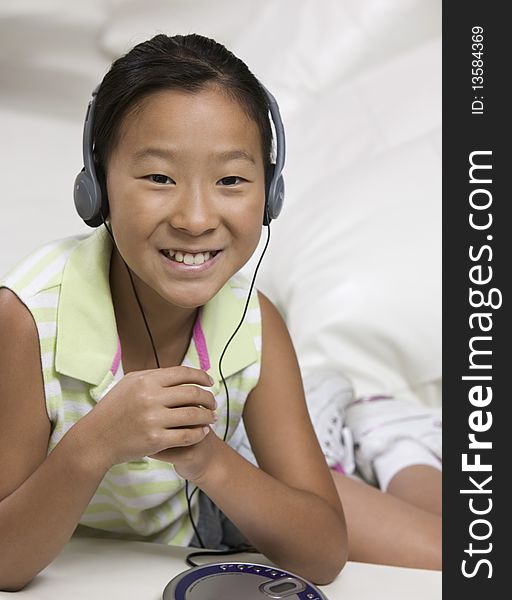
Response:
[73,79,284,552]
[73,83,285,227]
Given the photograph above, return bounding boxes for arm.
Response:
[331,470,441,569]
[0,289,216,591]
[387,465,442,516]
[193,291,348,584]
[0,289,109,591]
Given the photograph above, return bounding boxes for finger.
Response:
[161,384,217,410]
[155,365,214,388]
[161,425,211,449]
[162,406,217,429]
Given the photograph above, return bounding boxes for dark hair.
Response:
[93,33,273,181]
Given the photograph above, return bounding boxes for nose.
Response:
[168,183,219,235]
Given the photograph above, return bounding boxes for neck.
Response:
[109,246,198,365]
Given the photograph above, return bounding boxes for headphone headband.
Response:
[74,82,285,227]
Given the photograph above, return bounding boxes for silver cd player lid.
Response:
[163,562,329,600]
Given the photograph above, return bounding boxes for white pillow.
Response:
[238,33,441,408]
[100,0,440,117]
[251,136,441,407]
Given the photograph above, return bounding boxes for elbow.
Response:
[282,522,348,586]
[270,548,346,589]
[310,514,349,585]
[317,550,347,585]
[0,572,37,593]
[1,582,30,593]
[330,544,349,584]
[310,542,348,586]
[1,585,24,593]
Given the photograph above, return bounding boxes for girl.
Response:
[0,33,347,591]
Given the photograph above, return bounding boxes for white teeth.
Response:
[162,250,216,265]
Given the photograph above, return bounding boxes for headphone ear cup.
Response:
[265,164,275,200]
[95,163,110,224]
[73,167,106,228]
[264,164,284,226]
[263,164,275,226]
[263,200,271,227]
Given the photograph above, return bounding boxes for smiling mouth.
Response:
[160,249,221,265]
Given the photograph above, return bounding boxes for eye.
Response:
[218,176,245,186]
[147,174,175,185]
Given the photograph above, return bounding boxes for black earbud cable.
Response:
[101,212,160,369]
[100,207,270,560]
[183,222,271,554]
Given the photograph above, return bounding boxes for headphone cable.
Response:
[183,223,271,552]
[100,209,271,557]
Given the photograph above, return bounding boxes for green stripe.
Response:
[7,239,78,293]
[31,307,59,321]
[80,517,134,531]
[4,232,261,543]
[40,338,57,354]
[100,478,183,498]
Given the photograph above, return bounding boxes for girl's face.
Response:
[106,85,266,309]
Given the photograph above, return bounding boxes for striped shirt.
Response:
[0,227,262,545]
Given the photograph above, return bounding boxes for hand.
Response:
[76,366,217,470]
[150,424,224,482]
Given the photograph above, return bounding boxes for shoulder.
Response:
[249,289,301,397]
[257,290,293,351]
[226,272,260,307]
[257,289,282,318]
[226,273,281,326]
[0,286,46,375]
[0,234,86,301]
[0,286,37,336]
[223,273,264,349]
